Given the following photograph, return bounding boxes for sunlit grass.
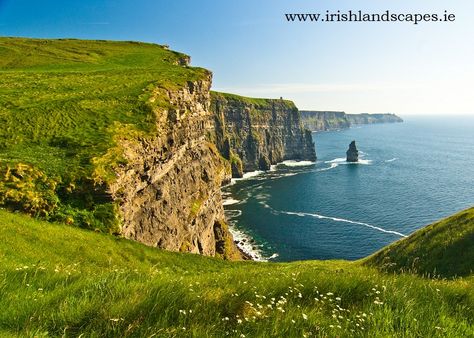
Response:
[1,210,472,337]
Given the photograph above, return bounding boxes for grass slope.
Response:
[365,207,474,278]
[1,209,473,337]
[0,38,208,231]
[0,38,206,177]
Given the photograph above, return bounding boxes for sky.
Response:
[1,0,473,115]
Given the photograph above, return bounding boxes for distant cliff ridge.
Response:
[300,111,350,131]
[211,92,316,177]
[300,111,403,131]
[347,113,403,125]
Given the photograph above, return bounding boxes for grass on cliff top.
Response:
[365,207,474,278]
[0,37,208,179]
[211,91,296,109]
[0,37,209,231]
[1,209,473,337]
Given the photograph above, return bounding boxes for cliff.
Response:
[346,141,359,162]
[347,113,403,125]
[300,111,350,131]
[109,76,240,259]
[300,111,403,131]
[0,38,241,260]
[211,92,316,177]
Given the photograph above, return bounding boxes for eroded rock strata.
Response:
[110,74,241,259]
[211,92,316,177]
[109,76,317,259]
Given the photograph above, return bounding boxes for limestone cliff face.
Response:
[300,111,350,131]
[211,92,316,177]
[109,75,240,259]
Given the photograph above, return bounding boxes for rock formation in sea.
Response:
[346,141,359,162]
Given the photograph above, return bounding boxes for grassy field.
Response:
[0,38,208,231]
[0,209,473,337]
[365,207,474,278]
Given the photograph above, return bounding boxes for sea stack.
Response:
[346,141,359,162]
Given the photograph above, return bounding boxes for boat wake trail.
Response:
[278,210,407,237]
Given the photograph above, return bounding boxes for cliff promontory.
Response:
[299,111,350,131]
[0,38,244,259]
[0,38,317,260]
[211,92,316,177]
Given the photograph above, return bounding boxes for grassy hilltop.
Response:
[0,209,473,337]
[366,207,474,278]
[0,37,208,232]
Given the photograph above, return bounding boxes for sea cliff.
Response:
[0,38,316,260]
[211,92,316,177]
[300,111,403,131]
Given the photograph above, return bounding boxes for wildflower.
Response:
[335,297,341,301]
[237,319,242,324]
[302,313,308,320]
[326,292,334,296]
[298,293,303,298]
[291,319,296,323]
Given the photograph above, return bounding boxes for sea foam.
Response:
[280,210,407,237]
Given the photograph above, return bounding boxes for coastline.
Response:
[222,160,316,261]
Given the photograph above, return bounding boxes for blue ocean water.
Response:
[223,116,474,262]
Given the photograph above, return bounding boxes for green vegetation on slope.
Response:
[211,91,296,110]
[0,209,472,337]
[0,37,208,231]
[365,207,474,278]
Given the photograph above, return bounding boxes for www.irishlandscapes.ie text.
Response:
[285,10,456,25]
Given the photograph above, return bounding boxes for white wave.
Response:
[280,160,316,167]
[281,210,407,237]
[224,210,242,218]
[325,158,346,164]
[228,225,277,262]
[243,170,265,179]
[270,165,278,172]
[385,158,398,163]
[317,163,339,172]
[230,170,265,183]
[325,158,372,165]
[223,198,240,206]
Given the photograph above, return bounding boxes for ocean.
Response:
[222,116,474,261]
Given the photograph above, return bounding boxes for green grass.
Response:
[0,37,209,230]
[211,91,296,109]
[365,207,474,278]
[0,37,207,177]
[1,209,472,337]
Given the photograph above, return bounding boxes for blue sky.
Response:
[1,0,473,114]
